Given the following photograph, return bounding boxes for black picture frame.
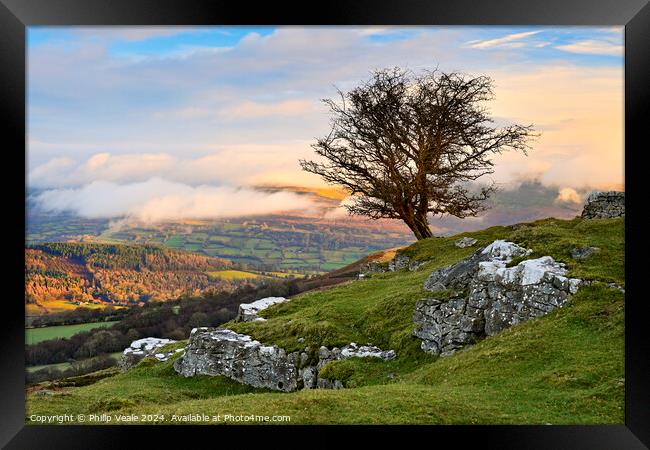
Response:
[2,0,648,447]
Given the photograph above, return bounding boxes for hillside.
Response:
[26,243,235,314]
[26,217,624,424]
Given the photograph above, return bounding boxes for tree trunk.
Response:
[403,211,433,240]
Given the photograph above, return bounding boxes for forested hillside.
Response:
[26,243,235,313]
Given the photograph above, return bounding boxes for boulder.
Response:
[414,240,582,356]
[119,337,177,370]
[174,328,301,391]
[581,191,624,219]
[455,237,478,248]
[235,296,288,322]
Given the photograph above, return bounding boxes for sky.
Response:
[27,26,624,222]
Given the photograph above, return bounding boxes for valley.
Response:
[27,212,414,273]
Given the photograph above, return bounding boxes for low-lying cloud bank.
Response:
[323,180,608,235]
[31,175,622,237]
[33,178,315,222]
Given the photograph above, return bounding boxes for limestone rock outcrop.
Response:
[235,297,288,322]
[581,191,624,219]
[173,328,395,392]
[414,240,582,356]
[119,337,178,370]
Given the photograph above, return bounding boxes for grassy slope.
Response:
[26,217,624,424]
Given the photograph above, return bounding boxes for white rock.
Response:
[493,256,568,286]
[481,240,531,261]
[237,297,288,322]
[340,343,396,360]
[455,237,478,248]
[518,257,567,285]
[568,278,582,294]
[477,261,507,282]
[123,337,175,355]
[120,337,178,369]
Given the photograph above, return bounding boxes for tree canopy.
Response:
[300,68,536,239]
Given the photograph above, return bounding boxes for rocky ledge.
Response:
[235,296,288,322]
[581,191,624,219]
[414,240,583,356]
[173,327,395,392]
[119,337,180,370]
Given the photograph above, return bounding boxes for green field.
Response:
[27,217,624,424]
[206,270,267,280]
[26,321,120,345]
[206,270,304,280]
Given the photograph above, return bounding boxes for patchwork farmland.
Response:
[27,212,414,274]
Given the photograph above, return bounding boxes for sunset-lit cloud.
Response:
[555,187,583,205]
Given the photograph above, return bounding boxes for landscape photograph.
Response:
[25,25,625,425]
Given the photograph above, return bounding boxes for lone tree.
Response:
[300,68,536,240]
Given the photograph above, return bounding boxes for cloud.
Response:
[322,196,358,220]
[324,180,600,236]
[33,178,315,222]
[555,187,583,205]
[487,66,623,189]
[27,157,75,183]
[465,31,543,49]
[227,99,316,118]
[555,40,623,56]
[74,27,204,42]
[355,27,391,36]
[28,145,323,189]
[152,106,214,120]
[426,180,591,235]
[29,152,177,188]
